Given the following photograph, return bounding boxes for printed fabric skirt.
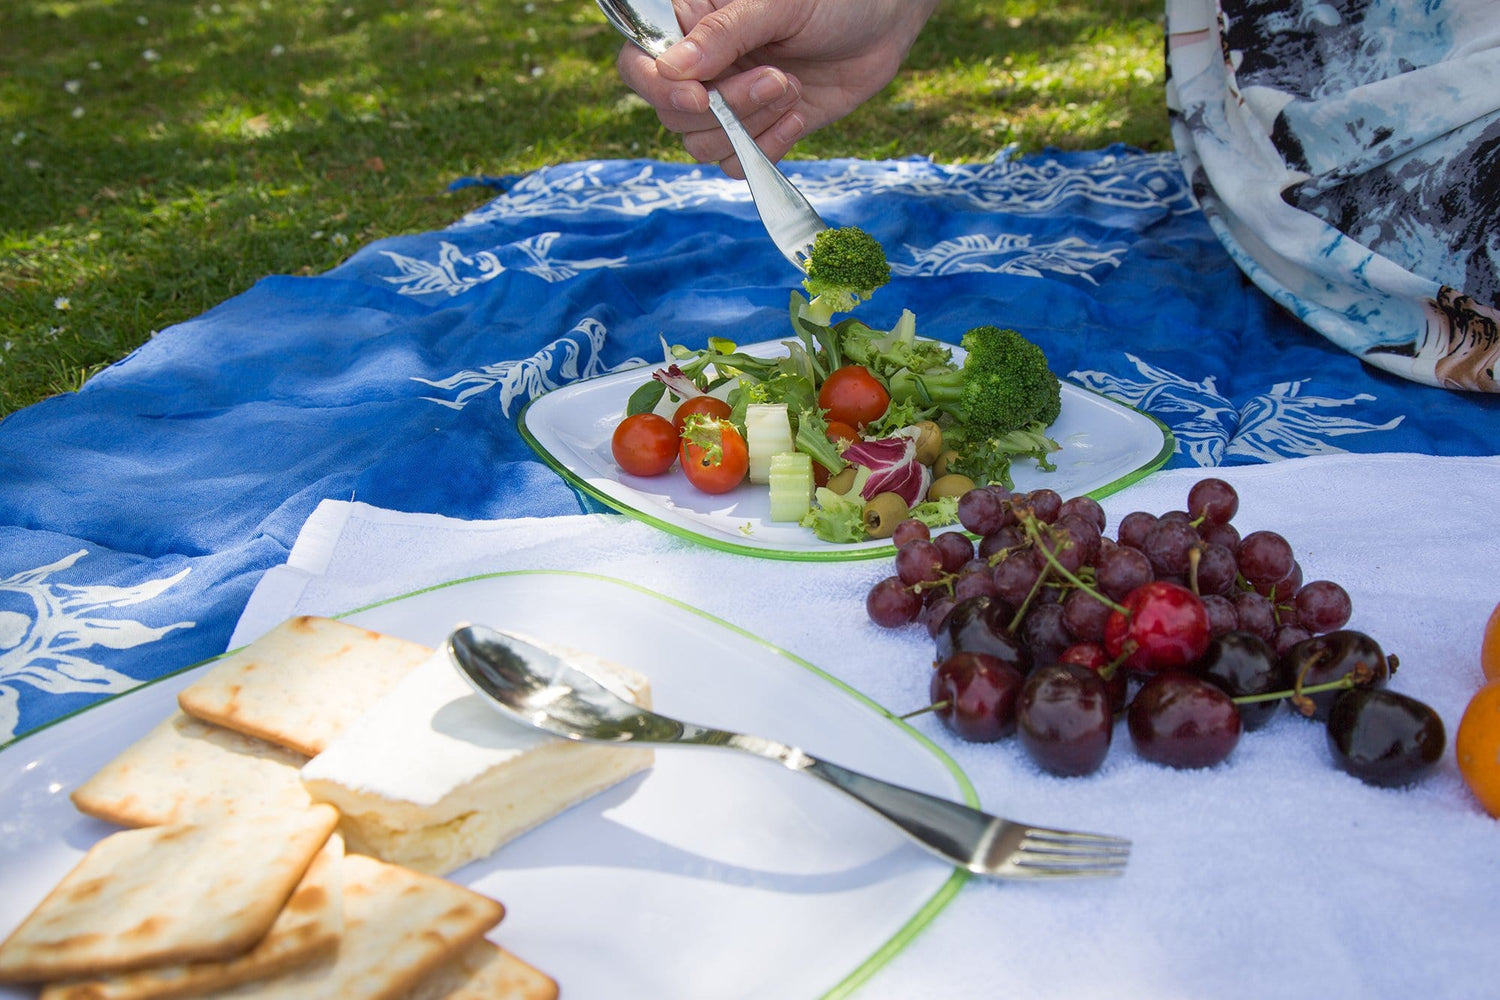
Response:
[1165,0,1500,393]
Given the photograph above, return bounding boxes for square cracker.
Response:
[0,805,340,983]
[184,853,504,1000]
[408,939,559,1000]
[39,833,347,1000]
[70,710,312,828]
[178,616,431,757]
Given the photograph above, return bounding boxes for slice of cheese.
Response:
[300,636,653,875]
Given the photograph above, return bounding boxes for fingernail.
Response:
[668,84,704,113]
[774,112,806,144]
[749,72,789,107]
[660,39,702,76]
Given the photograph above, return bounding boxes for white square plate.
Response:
[519,339,1173,560]
[0,571,971,999]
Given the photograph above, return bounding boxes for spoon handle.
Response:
[705,90,826,267]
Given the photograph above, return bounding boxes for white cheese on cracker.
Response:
[300,635,652,875]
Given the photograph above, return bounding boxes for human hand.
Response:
[616,0,941,178]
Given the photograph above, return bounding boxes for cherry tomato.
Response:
[818,365,890,429]
[1457,680,1500,818]
[824,419,860,447]
[672,395,732,435]
[679,417,749,494]
[1483,601,1500,683]
[611,412,678,477]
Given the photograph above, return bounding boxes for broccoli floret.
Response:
[887,326,1061,437]
[800,226,891,326]
[957,326,1062,436]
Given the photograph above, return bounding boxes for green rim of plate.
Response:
[517,369,1176,563]
[333,569,975,1000]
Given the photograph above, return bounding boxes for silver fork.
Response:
[594,0,828,269]
[744,747,1131,879]
[449,624,1132,880]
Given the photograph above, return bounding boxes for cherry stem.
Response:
[1097,646,1132,681]
[899,700,948,720]
[1019,515,1127,616]
[1232,666,1375,705]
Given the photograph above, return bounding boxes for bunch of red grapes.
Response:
[866,478,1445,785]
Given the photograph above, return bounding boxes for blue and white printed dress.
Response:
[1166,0,1500,392]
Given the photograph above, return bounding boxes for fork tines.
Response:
[1007,829,1131,879]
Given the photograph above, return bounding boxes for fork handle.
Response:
[714,731,994,872]
[705,90,826,267]
[800,757,1001,872]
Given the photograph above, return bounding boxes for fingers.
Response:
[621,40,807,175]
[683,105,807,180]
[658,0,794,83]
[613,0,811,177]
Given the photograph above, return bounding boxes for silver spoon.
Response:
[594,0,827,269]
[448,624,1130,879]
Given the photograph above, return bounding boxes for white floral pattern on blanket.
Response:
[1071,356,1404,466]
[412,317,646,415]
[0,551,195,742]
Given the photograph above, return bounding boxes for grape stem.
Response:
[1018,515,1128,616]
[1008,560,1052,634]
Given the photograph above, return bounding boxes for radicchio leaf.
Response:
[841,429,931,507]
[652,364,703,400]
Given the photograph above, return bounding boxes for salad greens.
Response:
[625,291,1062,543]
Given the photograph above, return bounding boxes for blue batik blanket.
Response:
[1,146,1496,743]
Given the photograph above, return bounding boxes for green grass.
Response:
[0,0,1170,418]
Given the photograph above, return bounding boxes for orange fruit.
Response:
[1456,680,1500,818]
[1483,602,1500,683]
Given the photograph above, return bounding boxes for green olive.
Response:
[933,448,962,478]
[862,492,910,538]
[912,420,944,465]
[826,466,857,494]
[927,473,976,501]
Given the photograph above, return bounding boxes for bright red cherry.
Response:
[1104,580,1211,674]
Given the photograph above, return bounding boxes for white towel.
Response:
[235,452,1500,1000]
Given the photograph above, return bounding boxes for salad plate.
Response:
[519,338,1173,560]
[0,571,971,1000]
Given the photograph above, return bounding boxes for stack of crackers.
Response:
[0,617,559,999]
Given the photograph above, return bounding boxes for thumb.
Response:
[657,0,793,81]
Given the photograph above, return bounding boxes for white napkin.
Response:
[235,453,1500,1000]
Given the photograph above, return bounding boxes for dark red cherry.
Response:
[1127,671,1242,769]
[934,595,1029,675]
[1195,631,1285,730]
[1325,688,1444,787]
[1280,630,1393,720]
[929,652,1026,743]
[1016,663,1114,777]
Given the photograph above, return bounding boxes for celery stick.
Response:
[745,403,794,484]
[768,452,814,521]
